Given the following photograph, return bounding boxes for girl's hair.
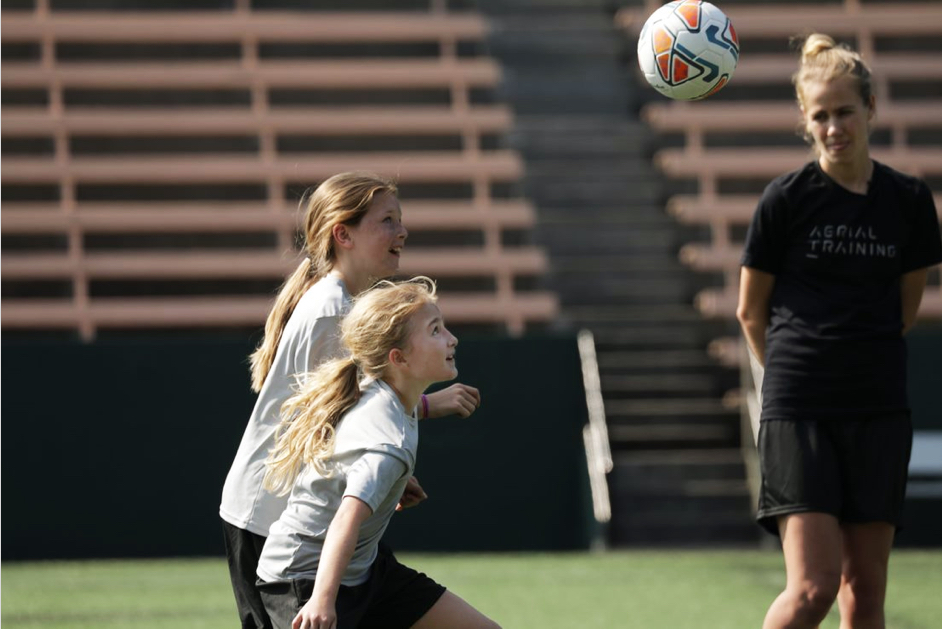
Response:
[249,172,398,392]
[263,277,438,495]
[792,33,874,111]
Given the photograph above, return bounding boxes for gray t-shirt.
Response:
[256,379,419,586]
[220,275,350,536]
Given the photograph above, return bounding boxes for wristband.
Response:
[421,394,429,419]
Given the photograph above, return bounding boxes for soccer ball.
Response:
[637,0,739,101]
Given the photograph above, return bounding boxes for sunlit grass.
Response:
[3,550,940,629]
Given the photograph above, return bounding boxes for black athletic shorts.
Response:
[222,520,273,629]
[756,413,912,537]
[258,543,446,629]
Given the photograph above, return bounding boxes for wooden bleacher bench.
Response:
[0,7,559,338]
[3,152,525,183]
[0,12,490,43]
[616,2,942,39]
[656,147,942,181]
[644,102,942,145]
[1,59,502,91]
[1,292,561,331]
[0,200,538,233]
[1,248,549,281]
[0,106,515,137]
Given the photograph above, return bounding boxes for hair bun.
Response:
[801,33,837,63]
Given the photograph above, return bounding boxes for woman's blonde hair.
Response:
[792,33,874,113]
[249,172,398,392]
[263,277,438,495]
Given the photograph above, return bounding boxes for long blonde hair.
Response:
[249,172,398,392]
[263,277,438,495]
[792,33,874,127]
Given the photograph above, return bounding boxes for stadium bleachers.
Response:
[618,0,942,320]
[1,2,558,339]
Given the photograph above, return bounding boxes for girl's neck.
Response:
[382,374,427,417]
[328,262,370,296]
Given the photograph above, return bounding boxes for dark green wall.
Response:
[1,335,594,560]
[907,325,942,432]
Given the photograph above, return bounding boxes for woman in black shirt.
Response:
[738,33,942,629]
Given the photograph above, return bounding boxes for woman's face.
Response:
[346,192,408,281]
[399,303,459,385]
[801,75,874,172]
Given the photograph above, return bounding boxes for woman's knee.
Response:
[793,576,840,621]
[839,576,886,619]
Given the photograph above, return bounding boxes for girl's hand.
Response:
[396,476,428,511]
[424,384,481,419]
[292,594,336,629]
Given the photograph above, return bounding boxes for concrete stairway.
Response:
[476,0,762,546]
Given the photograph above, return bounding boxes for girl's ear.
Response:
[332,224,354,250]
[389,347,406,367]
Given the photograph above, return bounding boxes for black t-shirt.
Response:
[741,160,942,420]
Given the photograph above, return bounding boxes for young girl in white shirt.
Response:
[220,173,481,629]
[258,278,499,629]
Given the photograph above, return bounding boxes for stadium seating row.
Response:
[1,6,558,338]
[618,0,942,321]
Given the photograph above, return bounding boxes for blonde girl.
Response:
[738,35,942,628]
[257,278,499,629]
[220,173,482,629]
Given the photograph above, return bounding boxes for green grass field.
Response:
[3,550,940,628]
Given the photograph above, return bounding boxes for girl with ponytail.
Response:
[220,173,482,629]
[256,278,499,629]
[738,34,942,628]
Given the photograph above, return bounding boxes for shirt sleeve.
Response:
[741,180,789,275]
[343,449,409,514]
[901,181,942,273]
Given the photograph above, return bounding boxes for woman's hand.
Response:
[424,384,481,419]
[292,594,336,629]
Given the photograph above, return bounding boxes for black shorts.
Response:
[756,413,912,537]
[222,520,273,629]
[258,543,445,629]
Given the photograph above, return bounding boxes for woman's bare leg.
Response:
[763,513,843,629]
[837,522,894,629]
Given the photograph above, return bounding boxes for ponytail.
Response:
[263,357,362,495]
[249,258,319,392]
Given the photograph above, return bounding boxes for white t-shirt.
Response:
[256,379,419,586]
[220,275,351,536]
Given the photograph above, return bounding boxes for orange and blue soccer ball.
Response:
[637,0,739,101]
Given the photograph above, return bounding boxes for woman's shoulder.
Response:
[755,162,818,212]
[872,160,929,198]
[769,161,819,192]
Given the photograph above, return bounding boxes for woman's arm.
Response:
[293,496,372,629]
[736,267,776,365]
[901,268,930,335]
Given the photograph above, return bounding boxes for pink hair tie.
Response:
[421,394,429,419]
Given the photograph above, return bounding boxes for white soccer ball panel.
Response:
[636,0,740,101]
